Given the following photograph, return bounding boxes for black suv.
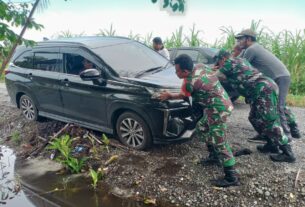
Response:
[169,47,240,102]
[5,37,196,150]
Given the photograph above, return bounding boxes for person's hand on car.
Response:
[157,91,172,101]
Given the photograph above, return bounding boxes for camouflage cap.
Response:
[213,49,231,63]
[235,29,257,39]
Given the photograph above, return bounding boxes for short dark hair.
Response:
[153,37,163,44]
[174,54,193,72]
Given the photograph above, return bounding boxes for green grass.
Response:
[11,131,21,146]
[237,94,305,108]
[286,94,305,108]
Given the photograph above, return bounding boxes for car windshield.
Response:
[92,41,170,77]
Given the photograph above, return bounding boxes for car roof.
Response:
[36,36,134,49]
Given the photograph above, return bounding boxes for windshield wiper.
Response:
[134,66,163,78]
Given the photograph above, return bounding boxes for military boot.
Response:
[270,144,296,163]
[289,123,301,139]
[257,140,279,153]
[200,144,221,166]
[210,166,240,187]
[247,134,267,143]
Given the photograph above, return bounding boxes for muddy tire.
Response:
[19,94,38,121]
[116,112,152,150]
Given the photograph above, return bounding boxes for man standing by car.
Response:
[152,37,170,60]
[158,54,239,187]
[235,29,301,139]
[214,49,296,163]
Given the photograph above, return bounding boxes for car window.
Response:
[197,52,208,64]
[33,52,62,72]
[92,41,168,77]
[63,53,100,75]
[14,51,34,69]
[176,50,199,63]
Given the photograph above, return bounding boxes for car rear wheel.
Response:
[116,112,152,150]
[19,95,38,121]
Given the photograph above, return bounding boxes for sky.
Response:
[13,0,305,44]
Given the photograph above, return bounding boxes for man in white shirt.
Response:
[152,37,170,60]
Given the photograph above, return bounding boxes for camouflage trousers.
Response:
[248,78,289,146]
[285,107,297,126]
[196,107,235,167]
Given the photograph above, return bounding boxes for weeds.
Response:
[89,168,104,189]
[11,131,21,146]
[47,135,87,174]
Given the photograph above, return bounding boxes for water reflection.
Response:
[0,146,35,207]
[1,146,175,207]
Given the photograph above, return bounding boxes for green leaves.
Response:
[151,0,186,13]
[48,135,87,174]
[0,0,43,67]
[89,168,104,189]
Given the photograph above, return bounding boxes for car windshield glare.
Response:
[92,41,170,77]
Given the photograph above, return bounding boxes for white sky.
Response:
[20,0,305,44]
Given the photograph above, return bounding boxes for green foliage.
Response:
[152,0,185,13]
[11,131,21,145]
[164,26,185,48]
[48,135,87,173]
[56,30,85,38]
[0,1,43,60]
[89,168,104,189]
[96,24,116,36]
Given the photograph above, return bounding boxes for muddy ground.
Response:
[0,82,305,207]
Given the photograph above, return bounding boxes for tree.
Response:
[0,0,47,74]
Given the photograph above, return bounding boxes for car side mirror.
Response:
[80,69,101,81]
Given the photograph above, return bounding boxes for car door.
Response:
[29,47,64,115]
[58,47,108,128]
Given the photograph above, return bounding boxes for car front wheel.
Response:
[19,94,38,121]
[116,112,152,150]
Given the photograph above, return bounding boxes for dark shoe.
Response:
[289,124,301,138]
[270,144,296,163]
[234,148,252,157]
[200,153,221,166]
[247,135,267,143]
[257,143,279,153]
[210,166,240,187]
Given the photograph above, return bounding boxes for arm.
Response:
[158,91,186,101]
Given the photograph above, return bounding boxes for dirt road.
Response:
[0,82,304,207]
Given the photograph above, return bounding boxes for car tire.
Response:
[19,94,38,121]
[116,112,152,150]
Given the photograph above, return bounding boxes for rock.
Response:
[265,191,270,197]
[257,188,263,195]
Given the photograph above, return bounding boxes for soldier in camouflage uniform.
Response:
[214,49,296,163]
[158,54,240,187]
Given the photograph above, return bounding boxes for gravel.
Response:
[0,83,305,207]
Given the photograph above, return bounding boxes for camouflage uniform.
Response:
[284,107,297,126]
[218,57,289,146]
[180,64,236,167]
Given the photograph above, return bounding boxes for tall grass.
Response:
[53,21,305,95]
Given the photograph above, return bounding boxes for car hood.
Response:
[124,66,182,88]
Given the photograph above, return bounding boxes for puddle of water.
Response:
[0,146,37,207]
[0,145,177,207]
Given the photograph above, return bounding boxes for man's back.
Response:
[242,43,290,79]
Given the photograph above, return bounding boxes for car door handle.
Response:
[60,79,70,86]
